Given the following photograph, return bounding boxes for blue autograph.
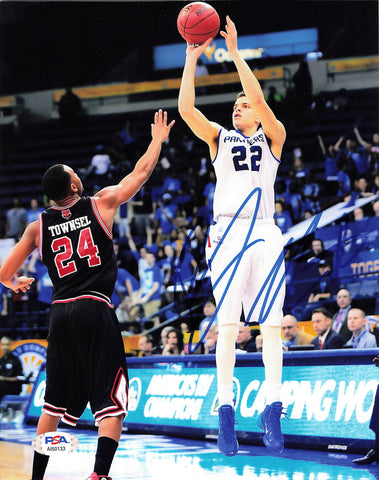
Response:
[178,193,322,354]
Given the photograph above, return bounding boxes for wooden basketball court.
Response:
[1,422,377,480]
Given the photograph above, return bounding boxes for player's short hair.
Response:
[42,164,71,201]
[236,91,246,99]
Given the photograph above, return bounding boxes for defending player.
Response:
[0,110,174,480]
[178,17,286,456]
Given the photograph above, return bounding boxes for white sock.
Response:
[218,384,234,407]
[265,381,282,405]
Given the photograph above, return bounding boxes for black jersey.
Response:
[40,197,117,302]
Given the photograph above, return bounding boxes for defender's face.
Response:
[64,165,83,196]
[232,97,258,130]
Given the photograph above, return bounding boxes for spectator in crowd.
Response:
[302,209,313,220]
[26,198,45,225]
[157,242,174,287]
[372,175,379,196]
[115,203,130,239]
[0,336,24,399]
[299,238,334,268]
[161,327,185,355]
[129,250,163,328]
[161,171,182,197]
[331,288,352,343]
[353,355,379,465]
[344,308,377,349]
[337,137,370,176]
[83,145,113,190]
[300,172,321,215]
[317,134,343,182]
[373,198,379,217]
[311,308,345,350]
[274,200,293,233]
[168,239,197,288]
[112,239,135,273]
[199,297,218,341]
[0,283,8,318]
[57,87,83,124]
[354,126,379,172]
[298,259,338,321]
[281,314,314,350]
[353,207,366,221]
[138,334,154,357]
[154,193,178,241]
[336,161,352,197]
[204,323,218,354]
[307,259,335,304]
[292,155,309,179]
[125,231,155,280]
[6,197,26,240]
[351,176,374,200]
[235,322,257,353]
[111,266,140,329]
[188,224,207,272]
[154,326,176,354]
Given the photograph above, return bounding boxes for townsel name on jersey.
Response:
[47,216,92,237]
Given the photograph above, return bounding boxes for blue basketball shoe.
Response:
[257,401,285,453]
[217,404,239,456]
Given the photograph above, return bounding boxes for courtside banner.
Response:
[25,350,377,448]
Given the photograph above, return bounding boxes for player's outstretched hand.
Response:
[220,15,238,54]
[10,275,35,293]
[151,109,175,143]
[373,355,379,367]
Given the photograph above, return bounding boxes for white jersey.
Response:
[212,126,280,220]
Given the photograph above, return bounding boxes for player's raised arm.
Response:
[94,110,174,226]
[221,16,285,153]
[178,39,220,150]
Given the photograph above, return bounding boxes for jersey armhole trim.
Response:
[263,131,281,164]
[211,128,223,165]
[90,197,113,239]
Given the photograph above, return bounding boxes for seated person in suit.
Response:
[311,308,345,350]
[331,288,352,343]
[353,355,379,465]
[281,314,314,350]
[344,308,377,349]
[235,321,257,353]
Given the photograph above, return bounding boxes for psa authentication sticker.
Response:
[32,431,79,455]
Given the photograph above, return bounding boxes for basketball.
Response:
[177,2,220,45]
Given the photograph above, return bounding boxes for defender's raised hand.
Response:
[151,109,175,143]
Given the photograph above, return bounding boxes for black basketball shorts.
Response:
[43,298,129,426]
